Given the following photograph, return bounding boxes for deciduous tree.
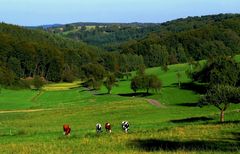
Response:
[201,85,240,122]
[104,73,117,94]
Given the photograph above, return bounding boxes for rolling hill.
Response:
[42,14,240,68]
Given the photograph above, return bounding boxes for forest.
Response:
[0,23,143,87]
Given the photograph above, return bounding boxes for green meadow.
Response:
[0,62,239,154]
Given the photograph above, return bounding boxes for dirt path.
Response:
[0,109,53,114]
[146,99,166,108]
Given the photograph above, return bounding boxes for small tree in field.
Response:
[131,74,162,94]
[131,75,142,93]
[104,73,117,94]
[33,76,45,90]
[131,65,162,94]
[201,85,240,122]
[145,75,162,93]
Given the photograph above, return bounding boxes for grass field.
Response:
[0,61,239,153]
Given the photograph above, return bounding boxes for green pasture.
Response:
[0,61,239,153]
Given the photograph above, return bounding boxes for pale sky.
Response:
[0,0,240,26]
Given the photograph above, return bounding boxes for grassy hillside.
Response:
[0,61,239,153]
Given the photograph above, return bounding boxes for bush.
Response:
[19,77,34,89]
[0,66,16,86]
[33,76,46,90]
[19,76,46,90]
[62,70,75,83]
[82,78,102,90]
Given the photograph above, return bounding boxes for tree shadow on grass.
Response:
[118,92,153,97]
[78,88,96,93]
[170,116,213,123]
[95,93,109,96]
[130,139,240,152]
[232,132,240,141]
[176,102,200,107]
[179,82,208,94]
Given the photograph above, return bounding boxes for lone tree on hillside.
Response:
[104,73,118,94]
[200,85,240,122]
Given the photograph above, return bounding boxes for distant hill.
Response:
[44,14,240,57]
[44,22,161,51]
[40,24,63,29]
[27,24,63,29]
[119,13,240,67]
[42,14,240,67]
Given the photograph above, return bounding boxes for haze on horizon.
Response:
[0,0,240,26]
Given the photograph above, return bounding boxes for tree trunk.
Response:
[220,110,224,122]
[33,63,39,77]
[178,81,181,88]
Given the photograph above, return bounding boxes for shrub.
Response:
[33,76,46,90]
[62,70,75,83]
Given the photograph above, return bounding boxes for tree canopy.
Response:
[131,74,162,94]
[191,56,240,86]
